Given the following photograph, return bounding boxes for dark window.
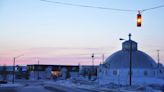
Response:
[144,71,148,76]
[113,70,117,75]
[128,71,133,75]
[159,70,162,74]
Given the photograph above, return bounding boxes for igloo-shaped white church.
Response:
[98,33,164,85]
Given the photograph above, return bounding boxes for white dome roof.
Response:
[103,37,157,69]
[104,50,157,69]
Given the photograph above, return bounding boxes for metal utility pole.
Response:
[129,33,132,86]
[91,53,94,78]
[91,53,94,66]
[78,62,80,77]
[12,54,24,84]
[37,60,40,80]
[119,33,133,86]
[102,54,104,63]
[157,50,160,68]
[12,57,15,84]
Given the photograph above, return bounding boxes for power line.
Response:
[40,0,164,13]
[40,0,137,12]
[141,5,164,12]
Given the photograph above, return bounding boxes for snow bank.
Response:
[0,83,22,88]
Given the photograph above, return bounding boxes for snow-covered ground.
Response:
[0,79,164,92]
[0,83,22,87]
[0,82,22,92]
[44,78,164,92]
[0,80,95,92]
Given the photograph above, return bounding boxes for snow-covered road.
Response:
[16,80,92,92]
[0,80,163,92]
[0,80,101,92]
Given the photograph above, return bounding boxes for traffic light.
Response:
[137,11,142,27]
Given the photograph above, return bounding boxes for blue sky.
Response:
[0,0,164,65]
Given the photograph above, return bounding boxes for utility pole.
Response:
[102,54,104,63]
[91,53,94,79]
[120,33,132,86]
[157,50,160,68]
[129,33,132,86]
[92,53,94,66]
[12,57,15,84]
[37,60,40,80]
[78,62,80,77]
[12,54,24,84]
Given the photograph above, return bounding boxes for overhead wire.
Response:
[40,0,137,12]
[141,5,164,12]
[40,0,164,13]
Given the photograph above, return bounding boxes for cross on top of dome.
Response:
[129,33,131,40]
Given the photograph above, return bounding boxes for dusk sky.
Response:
[0,0,164,65]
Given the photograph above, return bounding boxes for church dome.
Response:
[104,50,157,69]
[103,34,157,69]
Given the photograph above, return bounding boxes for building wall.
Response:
[29,71,51,80]
[98,67,159,85]
[0,74,13,81]
[28,65,80,80]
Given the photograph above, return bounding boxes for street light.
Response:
[12,54,24,84]
[91,53,94,67]
[37,59,40,80]
[90,53,94,80]
[120,33,132,86]
[157,50,160,68]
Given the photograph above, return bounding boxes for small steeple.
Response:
[128,33,131,40]
[122,33,137,51]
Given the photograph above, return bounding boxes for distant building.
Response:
[98,34,164,85]
[0,66,14,81]
[27,64,79,80]
[0,64,80,81]
[79,65,98,80]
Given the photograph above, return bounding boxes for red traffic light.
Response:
[137,12,142,27]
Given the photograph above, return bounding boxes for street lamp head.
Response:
[92,53,94,58]
[119,38,125,41]
[15,54,24,59]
